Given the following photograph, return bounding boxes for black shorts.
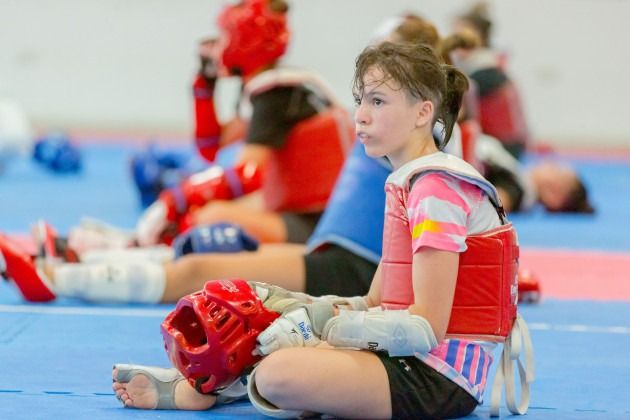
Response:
[303,244,376,297]
[375,353,478,420]
[281,212,323,244]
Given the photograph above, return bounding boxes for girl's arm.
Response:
[409,248,459,343]
[235,143,272,166]
[318,249,458,356]
[364,263,383,308]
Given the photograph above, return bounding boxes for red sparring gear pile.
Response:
[517,268,542,304]
[161,279,278,394]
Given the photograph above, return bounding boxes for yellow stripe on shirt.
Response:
[411,219,443,239]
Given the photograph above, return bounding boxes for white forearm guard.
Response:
[321,309,438,357]
[316,295,368,311]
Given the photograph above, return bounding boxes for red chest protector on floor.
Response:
[380,153,518,342]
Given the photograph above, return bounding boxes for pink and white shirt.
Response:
[384,152,502,401]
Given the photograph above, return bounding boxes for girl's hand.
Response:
[254,301,335,355]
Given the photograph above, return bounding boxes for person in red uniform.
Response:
[136,0,354,246]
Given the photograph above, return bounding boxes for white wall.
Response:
[1,0,629,147]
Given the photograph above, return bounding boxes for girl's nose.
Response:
[354,106,368,125]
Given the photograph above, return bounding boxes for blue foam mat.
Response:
[2,143,630,418]
[1,286,629,419]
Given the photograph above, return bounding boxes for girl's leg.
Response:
[254,347,392,419]
[161,243,306,302]
[192,199,288,243]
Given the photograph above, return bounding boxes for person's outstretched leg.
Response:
[112,364,216,410]
[5,241,305,304]
[161,243,306,302]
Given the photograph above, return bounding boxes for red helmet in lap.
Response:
[161,278,278,394]
[217,0,289,77]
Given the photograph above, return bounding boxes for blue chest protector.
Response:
[306,141,391,263]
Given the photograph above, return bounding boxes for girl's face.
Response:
[354,66,434,168]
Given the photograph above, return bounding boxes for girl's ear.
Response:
[415,100,434,128]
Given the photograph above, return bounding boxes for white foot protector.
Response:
[114,364,183,410]
[68,217,135,254]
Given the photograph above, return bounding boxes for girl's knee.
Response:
[254,350,299,405]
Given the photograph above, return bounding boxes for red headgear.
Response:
[161,278,278,394]
[217,0,289,77]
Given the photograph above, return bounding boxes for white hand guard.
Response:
[249,281,368,312]
[255,301,334,355]
[249,281,311,313]
[136,200,169,246]
[322,309,438,357]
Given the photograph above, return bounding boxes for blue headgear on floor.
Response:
[32,132,82,173]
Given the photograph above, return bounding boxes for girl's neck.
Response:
[388,135,438,170]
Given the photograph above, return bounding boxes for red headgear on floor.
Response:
[161,278,278,394]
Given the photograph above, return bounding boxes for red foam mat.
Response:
[521,248,630,301]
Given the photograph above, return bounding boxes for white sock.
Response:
[53,261,166,303]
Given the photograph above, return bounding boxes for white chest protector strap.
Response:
[321,309,438,357]
[490,314,535,416]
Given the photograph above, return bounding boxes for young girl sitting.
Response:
[113,41,532,419]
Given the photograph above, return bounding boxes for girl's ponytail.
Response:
[440,65,469,147]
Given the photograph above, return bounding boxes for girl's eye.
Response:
[373,98,383,106]
[353,96,361,106]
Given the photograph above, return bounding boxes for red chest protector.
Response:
[262,107,354,212]
[380,153,518,342]
[478,81,529,148]
[242,68,355,212]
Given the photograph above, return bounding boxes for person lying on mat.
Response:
[111,41,533,419]
[476,133,594,214]
[437,28,593,215]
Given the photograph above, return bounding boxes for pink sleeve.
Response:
[406,173,473,253]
